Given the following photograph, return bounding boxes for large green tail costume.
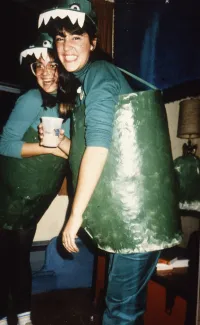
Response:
[69,90,182,253]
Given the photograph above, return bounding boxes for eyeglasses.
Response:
[30,62,58,76]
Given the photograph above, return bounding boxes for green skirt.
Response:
[0,127,68,230]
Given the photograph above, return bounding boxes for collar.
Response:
[73,61,91,82]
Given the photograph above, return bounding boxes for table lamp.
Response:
[177,99,200,156]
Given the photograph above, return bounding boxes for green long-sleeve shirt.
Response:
[0,89,70,158]
[74,60,133,148]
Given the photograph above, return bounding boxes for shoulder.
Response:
[87,60,119,78]
[16,89,42,106]
[83,61,121,93]
[10,88,43,118]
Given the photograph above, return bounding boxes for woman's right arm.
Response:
[21,142,68,159]
[0,90,68,159]
[0,90,42,158]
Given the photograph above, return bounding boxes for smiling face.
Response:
[55,29,96,73]
[32,55,58,93]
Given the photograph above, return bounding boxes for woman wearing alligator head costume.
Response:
[38,1,182,324]
[0,33,76,325]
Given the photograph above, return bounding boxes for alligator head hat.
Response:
[20,33,54,64]
[38,0,97,30]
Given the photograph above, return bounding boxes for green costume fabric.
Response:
[0,127,67,230]
[174,155,200,212]
[38,0,97,30]
[20,33,54,65]
[69,89,182,253]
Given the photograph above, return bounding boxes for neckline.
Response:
[73,61,91,80]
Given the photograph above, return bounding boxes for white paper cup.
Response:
[41,117,64,147]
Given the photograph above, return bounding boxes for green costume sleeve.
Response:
[0,90,42,158]
[74,61,133,148]
[0,89,70,158]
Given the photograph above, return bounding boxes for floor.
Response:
[8,288,102,325]
[31,288,101,325]
[7,282,190,325]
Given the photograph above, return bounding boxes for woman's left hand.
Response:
[62,214,83,253]
[51,147,68,159]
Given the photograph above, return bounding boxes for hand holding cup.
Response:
[40,117,64,147]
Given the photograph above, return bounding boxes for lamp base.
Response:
[182,139,197,156]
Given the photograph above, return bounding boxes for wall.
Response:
[33,195,68,242]
[166,97,200,160]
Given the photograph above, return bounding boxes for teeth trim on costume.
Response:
[20,48,48,64]
[38,9,85,28]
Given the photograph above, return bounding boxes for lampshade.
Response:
[177,99,200,139]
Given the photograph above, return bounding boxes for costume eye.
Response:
[70,4,80,10]
[43,40,52,48]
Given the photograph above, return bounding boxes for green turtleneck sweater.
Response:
[74,60,133,149]
[0,89,70,158]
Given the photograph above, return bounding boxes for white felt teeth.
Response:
[38,9,85,29]
[20,48,48,64]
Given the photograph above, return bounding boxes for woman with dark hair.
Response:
[0,33,75,325]
[38,2,182,324]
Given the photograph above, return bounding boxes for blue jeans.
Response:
[103,250,160,325]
